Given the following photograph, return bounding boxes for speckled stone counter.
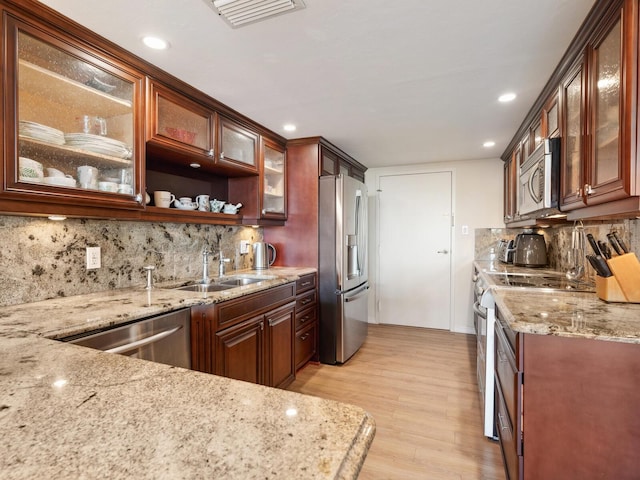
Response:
[474,260,640,344]
[0,267,376,479]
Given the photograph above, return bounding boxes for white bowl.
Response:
[44,176,76,187]
[98,181,118,192]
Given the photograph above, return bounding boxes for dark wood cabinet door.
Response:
[587,11,627,204]
[320,148,338,176]
[560,58,587,210]
[216,115,259,174]
[266,302,295,388]
[215,316,264,384]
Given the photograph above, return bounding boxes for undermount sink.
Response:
[219,277,264,286]
[174,283,234,292]
[171,275,276,292]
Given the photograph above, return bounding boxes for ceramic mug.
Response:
[196,195,210,212]
[179,197,192,205]
[154,190,175,208]
[77,165,99,189]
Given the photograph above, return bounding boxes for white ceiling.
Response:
[39,0,596,168]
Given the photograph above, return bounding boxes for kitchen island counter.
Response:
[0,267,375,479]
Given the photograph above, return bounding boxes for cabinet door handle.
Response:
[219,151,225,160]
[207,149,214,157]
[575,187,582,198]
[497,412,509,431]
[497,349,507,363]
[584,184,596,195]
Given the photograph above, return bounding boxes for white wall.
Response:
[365,158,504,334]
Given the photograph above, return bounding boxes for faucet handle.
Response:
[143,265,155,290]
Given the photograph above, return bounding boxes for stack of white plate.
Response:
[19,121,65,145]
[64,133,132,159]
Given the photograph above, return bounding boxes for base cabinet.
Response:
[190,282,296,388]
[495,307,640,480]
[215,315,264,384]
[294,273,318,369]
[265,303,295,388]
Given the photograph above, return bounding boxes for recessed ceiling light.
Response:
[142,36,170,50]
[483,141,496,148]
[283,124,297,132]
[498,92,516,103]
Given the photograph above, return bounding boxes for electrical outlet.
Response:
[240,240,250,254]
[86,246,101,269]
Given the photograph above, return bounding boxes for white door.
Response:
[377,171,452,329]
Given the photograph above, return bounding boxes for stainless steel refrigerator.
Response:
[319,174,369,364]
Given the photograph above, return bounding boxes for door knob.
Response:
[437,249,449,254]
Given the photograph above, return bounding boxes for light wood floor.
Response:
[288,324,505,480]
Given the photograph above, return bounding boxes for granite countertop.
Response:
[0,267,376,479]
[474,260,640,344]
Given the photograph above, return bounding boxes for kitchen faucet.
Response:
[201,249,211,284]
[219,248,230,277]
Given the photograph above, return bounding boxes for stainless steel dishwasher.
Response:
[63,308,191,369]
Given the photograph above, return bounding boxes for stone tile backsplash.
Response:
[0,215,262,307]
[475,219,640,281]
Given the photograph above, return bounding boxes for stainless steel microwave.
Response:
[518,137,561,218]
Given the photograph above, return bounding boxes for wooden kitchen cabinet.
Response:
[0,6,146,215]
[265,302,296,388]
[264,137,366,266]
[561,7,630,213]
[147,80,216,163]
[503,147,518,224]
[215,314,265,384]
[495,307,640,480]
[191,282,297,388]
[227,135,287,225]
[560,58,587,210]
[294,272,318,370]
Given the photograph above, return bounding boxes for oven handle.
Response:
[105,325,183,354]
[473,301,487,319]
[528,163,543,203]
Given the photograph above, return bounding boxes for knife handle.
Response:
[612,231,629,254]
[606,233,622,255]
[586,233,602,256]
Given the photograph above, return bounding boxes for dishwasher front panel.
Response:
[68,308,191,369]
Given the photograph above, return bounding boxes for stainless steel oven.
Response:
[472,267,497,440]
[64,308,191,369]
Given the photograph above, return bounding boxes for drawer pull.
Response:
[301,298,311,305]
[300,281,312,287]
[497,412,509,431]
[300,315,311,323]
[300,333,310,341]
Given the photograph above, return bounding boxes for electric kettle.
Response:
[253,242,276,269]
[513,231,548,267]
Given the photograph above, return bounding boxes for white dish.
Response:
[44,176,76,187]
[19,176,43,183]
[19,157,44,180]
[174,203,197,211]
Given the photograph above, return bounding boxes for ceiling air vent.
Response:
[207,0,306,29]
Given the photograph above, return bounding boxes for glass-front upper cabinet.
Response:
[148,80,215,159]
[3,17,144,208]
[589,16,623,197]
[560,59,586,210]
[217,115,258,174]
[262,139,286,218]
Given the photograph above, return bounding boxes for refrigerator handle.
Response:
[340,284,370,300]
